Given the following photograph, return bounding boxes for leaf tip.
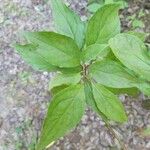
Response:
[119,112,128,123]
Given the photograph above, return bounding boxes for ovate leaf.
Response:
[82,44,108,63]
[49,73,81,90]
[37,85,85,150]
[23,32,81,68]
[89,60,138,88]
[86,4,120,46]
[15,44,58,71]
[109,33,150,81]
[92,83,127,122]
[84,79,109,121]
[51,0,86,49]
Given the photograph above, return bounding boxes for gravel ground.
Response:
[0,0,150,150]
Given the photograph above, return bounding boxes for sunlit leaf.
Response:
[37,85,85,150]
[86,4,120,46]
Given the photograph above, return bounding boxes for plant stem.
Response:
[82,64,89,81]
[103,117,127,150]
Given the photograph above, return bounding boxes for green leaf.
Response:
[107,87,139,96]
[84,79,109,121]
[109,33,150,81]
[136,82,150,96]
[37,85,85,150]
[99,48,116,61]
[49,73,81,90]
[127,14,136,21]
[51,85,69,95]
[58,66,82,74]
[138,9,145,17]
[82,44,108,63]
[22,32,81,68]
[86,4,120,46]
[87,3,101,13]
[132,19,145,29]
[89,60,138,88]
[51,0,86,49]
[105,0,114,4]
[127,31,149,42]
[92,83,127,122]
[15,44,58,71]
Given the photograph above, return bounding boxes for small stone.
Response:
[119,95,126,102]
[81,16,87,21]
[43,72,48,76]
[0,117,3,127]
[128,8,133,13]
[0,13,4,24]
[146,142,150,148]
[84,126,89,134]
[9,117,18,123]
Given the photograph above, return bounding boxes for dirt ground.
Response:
[0,0,150,150]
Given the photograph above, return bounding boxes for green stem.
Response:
[103,118,127,150]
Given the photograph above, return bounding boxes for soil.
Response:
[0,0,150,150]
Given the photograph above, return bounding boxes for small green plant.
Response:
[127,9,145,29]
[14,0,150,149]
[15,120,36,150]
[87,0,128,13]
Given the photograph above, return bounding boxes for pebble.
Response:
[0,13,4,24]
[0,117,3,127]
[146,142,150,148]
